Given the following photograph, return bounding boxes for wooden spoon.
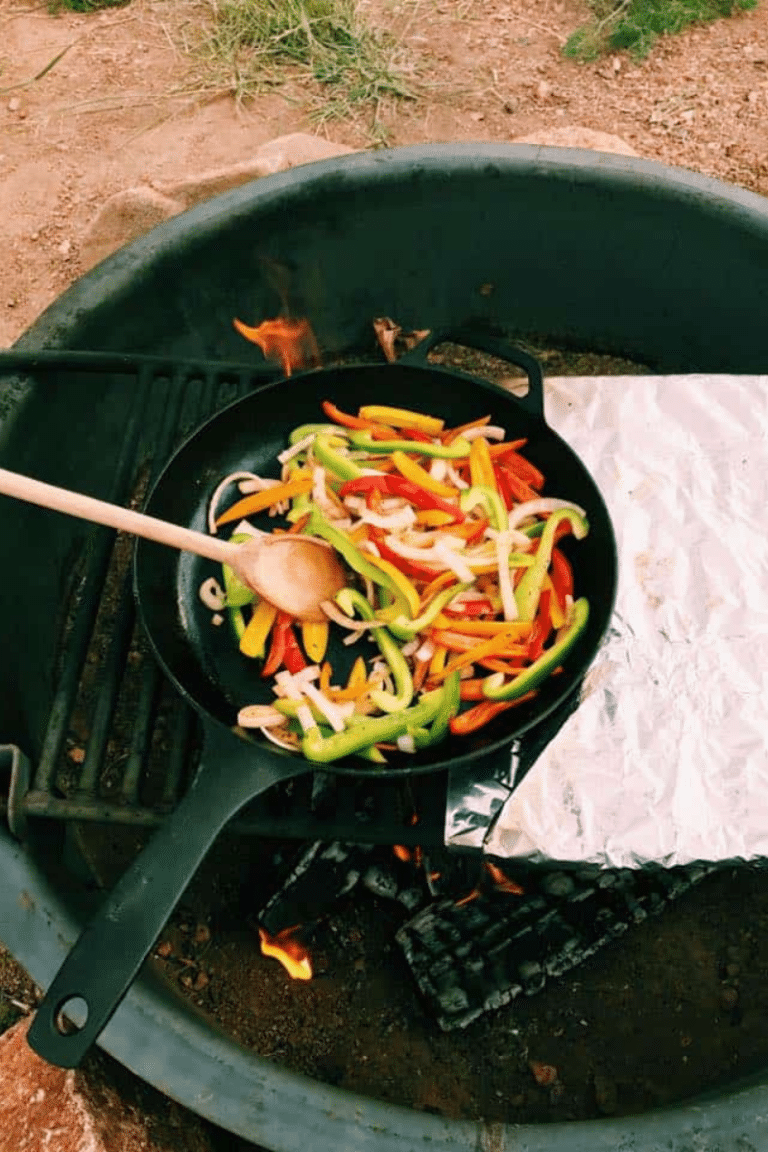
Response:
[0,467,345,622]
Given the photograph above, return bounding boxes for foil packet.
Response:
[446,375,768,868]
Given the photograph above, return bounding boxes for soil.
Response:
[3,0,768,1142]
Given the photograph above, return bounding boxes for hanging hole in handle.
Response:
[425,341,531,399]
[55,995,89,1036]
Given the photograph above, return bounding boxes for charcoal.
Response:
[258,840,373,935]
[397,861,717,1030]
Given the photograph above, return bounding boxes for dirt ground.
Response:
[3,0,768,1141]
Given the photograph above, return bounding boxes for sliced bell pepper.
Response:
[302,687,447,763]
[222,533,257,607]
[282,622,308,673]
[261,612,291,677]
[483,597,590,701]
[307,508,400,601]
[390,450,458,498]
[426,669,461,745]
[495,464,540,505]
[515,508,588,622]
[216,476,313,527]
[239,599,278,658]
[468,436,498,492]
[301,621,329,663]
[459,485,507,532]
[363,553,421,618]
[450,698,523,735]
[313,434,365,481]
[348,431,472,459]
[336,588,414,713]
[321,400,395,438]
[339,473,463,522]
[386,582,470,640]
[432,616,532,637]
[358,405,444,436]
[443,414,491,445]
[526,590,552,662]
[498,450,545,490]
[415,509,456,527]
[289,423,348,445]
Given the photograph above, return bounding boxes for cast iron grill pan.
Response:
[27,333,617,1067]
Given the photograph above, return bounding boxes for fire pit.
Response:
[3,143,768,1149]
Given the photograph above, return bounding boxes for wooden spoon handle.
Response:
[0,467,235,566]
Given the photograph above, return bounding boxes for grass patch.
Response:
[48,0,128,11]
[564,0,758,61]
[179,0,420,140]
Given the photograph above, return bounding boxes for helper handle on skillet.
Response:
[398,328,545,421]
[27,727,307,1068]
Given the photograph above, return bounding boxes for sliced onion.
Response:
[212,613,224,626]
[199,577,226,611]
[495,531,518,621]
[261,726,302,751]
[508,498,586,532]
[278,431,316,465]
[397,734,416,754]
[208,471,266,534]
[462,425,505,441]
[237,704,286,729]
[301,682,348,733]
[358,506,417,531]
[433,540,475,584]
[239,476,282,494]
[312,466,339,520]
[400,638,421,658]
[415,639,436,662]
[320,600,380,631]
[445,463,469,490]
[429,457,448,482]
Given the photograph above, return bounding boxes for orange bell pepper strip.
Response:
[449,697,527,736]
[216,476,313,527]
[419,570,458,605]
[432,616,532,638]
[431,632,527,679]
[415,509,456,528]
[390,450,458,499]
[488,439,528,457]
[321,400,395,439]
[443,415,491,445]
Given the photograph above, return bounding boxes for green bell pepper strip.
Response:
[313,434,365,481]
[222,533,258,608]
[426,669,461,746]
[336,588,413,713]
[302,687,446,763]
[288,423,349,445]
[306,508,401,603]
[386,583,471,641]
[348,431,473,459]
[483,597,590,701]
[515,508,589,622]
[459,486,508,533]
[283,715,387,763]
[228,607,246,641]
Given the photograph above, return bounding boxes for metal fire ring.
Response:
[5,143,768,1149]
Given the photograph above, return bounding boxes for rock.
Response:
[511,125,639,157]
[79,133,354,271]
[0,1015,216,1152]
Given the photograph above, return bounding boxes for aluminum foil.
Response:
[446,374,768,867]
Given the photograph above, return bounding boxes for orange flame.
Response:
[258,926,313,981]
[393,844,411,863]
[233,316,320,376]
[484,861,525,895]
[454,887,481,907]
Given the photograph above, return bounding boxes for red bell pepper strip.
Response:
[550,546,573,608]
[339,474,464,522]
[444,598,495,618]
[499,451,545,490]
[495,464,540,505]
[260,613,306,677]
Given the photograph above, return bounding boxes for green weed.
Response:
[563,0,758,61]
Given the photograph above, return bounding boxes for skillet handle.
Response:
[397,327,545,420]
[27,730,307,1068]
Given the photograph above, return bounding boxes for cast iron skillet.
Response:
[28,332,617,1067]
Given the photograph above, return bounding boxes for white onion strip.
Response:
[495,531,518,621]
[208,471,266,534]
[508,498,586,532]
[301,682,348,733]
[199,577,226,611]
[462,425,506,441]
[320,600,381,632]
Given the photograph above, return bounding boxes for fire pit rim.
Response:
[2,824,768,1152]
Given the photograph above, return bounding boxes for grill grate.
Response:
[0,352,447,847]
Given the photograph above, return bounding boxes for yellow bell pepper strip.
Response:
[306,508,400,602]
[301,621,329,663]
[459,485,507,533]
[336,587,414,713]
[348,430,473,459]
[468,436,498,492]
[515,508,589,621]
[239,599,278,658]
[390,450,458,499]
[216,476,314,527]
[313,434,365,481]
[429,644,448,678]
[358,405,445,436]
[346,655,367,691]
[415,509,455,527]
[432,616,533,638]
[386,582,470,641]
[302,687,447,763]
[363,554,421,619]
[483,597,590,701]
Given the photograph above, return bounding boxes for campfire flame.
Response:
[258,926,313,981]
[233,316,321,376]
